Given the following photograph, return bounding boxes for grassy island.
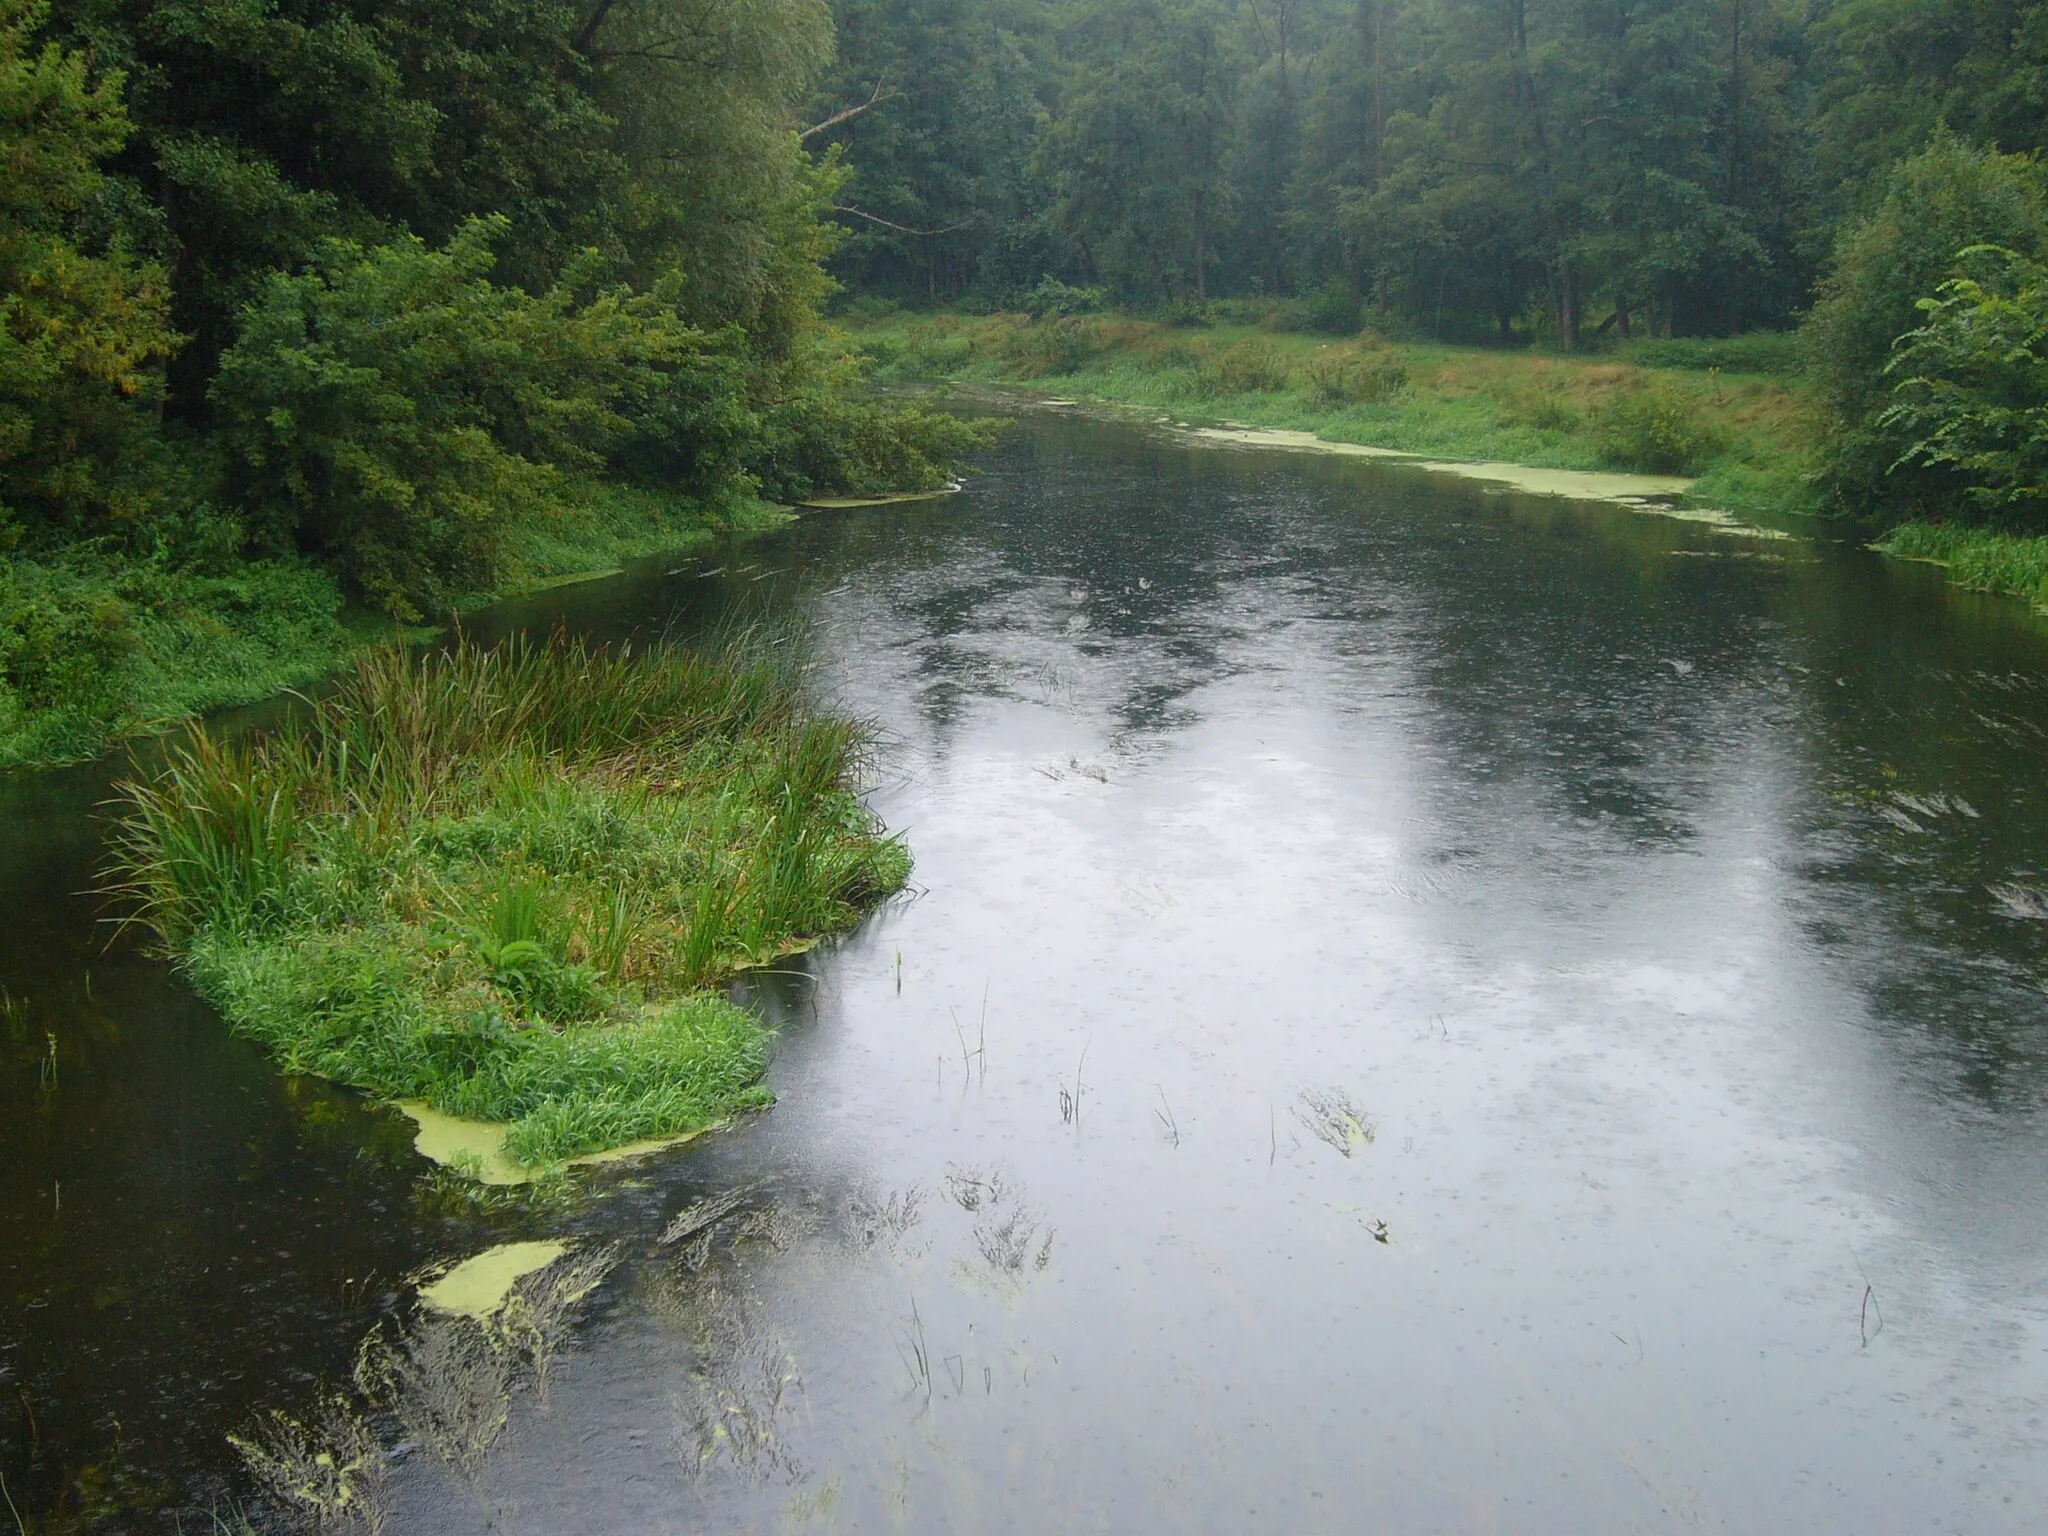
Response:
[107,634,907,1171]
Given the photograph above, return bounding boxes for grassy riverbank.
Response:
[1874,522,2048,608]
[0,485,791,772]
[843,306,2048,615]
[106,634,907,1170]
[841,308,1822,523]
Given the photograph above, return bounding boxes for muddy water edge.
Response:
[8,407,2048,1532]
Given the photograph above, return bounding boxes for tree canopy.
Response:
[813,0,2048,339]
[0,0,975,615]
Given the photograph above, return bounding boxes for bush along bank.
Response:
[839,307,1822,525]
[105,633,910,1172]
[0,484,791,772]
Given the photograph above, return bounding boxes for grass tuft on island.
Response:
[104,632,908,1170]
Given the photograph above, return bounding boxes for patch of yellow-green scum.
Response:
[420,1241,570,1317]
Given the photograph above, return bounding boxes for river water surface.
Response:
[8,409,2048,1532]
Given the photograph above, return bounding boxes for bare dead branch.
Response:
[800,80,901,141]
[831,206,979,237]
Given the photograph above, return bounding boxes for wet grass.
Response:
[840,309,1822,523]
[1875,521,2048,610]
[104,633,909,1168]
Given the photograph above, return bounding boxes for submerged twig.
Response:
[1851,1250,1885,1348]
[2,1470,27,1536]
[1154,1085,1180,1147]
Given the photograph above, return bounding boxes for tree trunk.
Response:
[1615,295,1631,339]
[1727,0,1744,203]
[1555,269,1580,351]
[1194,194,1208,302]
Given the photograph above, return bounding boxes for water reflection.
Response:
[396,412,2048,1532]
[8,409,2048,1531]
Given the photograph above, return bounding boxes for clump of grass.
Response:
[1205,336,1296,395]
[997,315,1108,377]
[104,633,909,1168]
[1591,382,1727,473]
[1302,343,1409,404]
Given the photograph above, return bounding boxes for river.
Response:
[7,407,2048,1532]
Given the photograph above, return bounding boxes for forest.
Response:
[8,0,2048,766]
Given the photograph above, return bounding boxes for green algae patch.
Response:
[1410,458,1692,502]
[795,482,962,509]
[398,1103,529,1185]
[1187,424,1689,501]
[421,1241,568,1318]
[399,1101,719,1184]
[107,634,911,1177]
[1183,424,1790,537]
[1188,425,1414,462]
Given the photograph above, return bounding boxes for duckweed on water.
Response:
[105,634,909,1169]
[420,1241,569,1318]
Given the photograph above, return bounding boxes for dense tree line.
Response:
[814,0,2048,523]
[1,0,970,619]
[814,0,2048,336]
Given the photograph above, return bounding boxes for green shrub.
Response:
[754,391,992,499]
[1020,276,1107,318]
[1000,316,1105,377]
[833,295,903,324]
[1591,385,1724,473]
[213,220,737,620]
[1155,296,1215,328]
[1622,333,1801,375]
[0,1,182,535]
[1266,279,1363,336]
[1491,386,1584,433]
[1207,337,1295,394]
[1803,133,2048,518]
[897,326,976,377]
[1879,245,2048,528]
[1302,344,1407,403]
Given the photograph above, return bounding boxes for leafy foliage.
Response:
[0,0,978,625]
[0,0,180,533]
[211,220,757,617]
[1881,246,2048,526]
[1804,135,2048,519]
[1592,384,1725,475]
